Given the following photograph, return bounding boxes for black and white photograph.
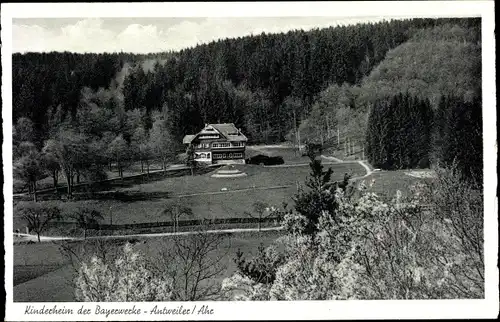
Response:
[2,1,497,320]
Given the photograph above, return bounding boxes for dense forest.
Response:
[12,17,483,197]
[13,18,479,144]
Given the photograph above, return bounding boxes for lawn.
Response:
[13,162,366,230]
[121,162,364,195]
[363,169,434,201]
[13,230,283,302]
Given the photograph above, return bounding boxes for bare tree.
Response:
[70,206,105,239]
[244,201,275,232]
[163,203,194,233]
[155,223,230,301]
[42,146,61,193]
[16,202,61,242]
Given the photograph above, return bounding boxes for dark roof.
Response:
[211,123,247,141]
[184,123,247,144]
[245,147,272,158]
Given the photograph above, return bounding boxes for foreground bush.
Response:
[75,243,173,301]
[222,166,484,300]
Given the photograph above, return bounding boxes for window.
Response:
[212,142,231,148]
[199,135,219,139]
[199,153,206,159]
[207,153,211,159]
[232,142,245,147]
[196,143,209,149]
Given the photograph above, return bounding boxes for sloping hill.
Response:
[359,24,481,107]
[297,22,482,147]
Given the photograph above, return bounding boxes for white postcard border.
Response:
[2,1,497,320]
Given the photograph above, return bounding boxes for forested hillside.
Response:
[298,21,481,145]
[12,18,482,197]
[297,20,482,181]
[13,18,477,146]
[12,51,172,146]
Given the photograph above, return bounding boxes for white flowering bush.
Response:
[75,243,173,301]
[225,166,484,300]
[220,273,271,301]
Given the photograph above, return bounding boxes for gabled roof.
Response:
[184,123,247,144]
[183,135,196,144]
[211,123,248,142]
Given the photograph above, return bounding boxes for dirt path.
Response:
[356,160,374,178]
[320,155,345,163]
[14,226,284,243]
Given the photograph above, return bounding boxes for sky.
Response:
[12,17,393,54]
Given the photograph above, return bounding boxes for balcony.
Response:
[212,142,246,149]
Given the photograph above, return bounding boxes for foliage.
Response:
[149,117,177,171]
[292,154,339,235]
[436,95,483,185]
[234,243,285,285]
[185,144,197,175]
[75,243,173,301]
[107,134,129,179]
[13,147,45,202]
[223,166,484,300]
[43,129,90,198]
[366,93,433,170]
[298,22,480,159]
[13,19,478,146]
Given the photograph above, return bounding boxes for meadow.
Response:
[13,160,366,231]
[13,230,283,302]
[363,169,434,201]
[12,145,429,302]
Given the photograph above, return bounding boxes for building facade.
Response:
[183,123,248,164]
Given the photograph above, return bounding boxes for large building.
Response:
[183,123,248,164]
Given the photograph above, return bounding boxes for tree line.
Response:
[365,92,482,184]
[13,108,177,200]
[12,18,475,147]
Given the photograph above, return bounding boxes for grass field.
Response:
[363,169,434,200]
[13,162,365,230]
[13,230,283,302]
[12,146,369,301]
[11,156,433,302]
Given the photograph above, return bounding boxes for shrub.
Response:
[224,166,484,300]
[75,243,173,301]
